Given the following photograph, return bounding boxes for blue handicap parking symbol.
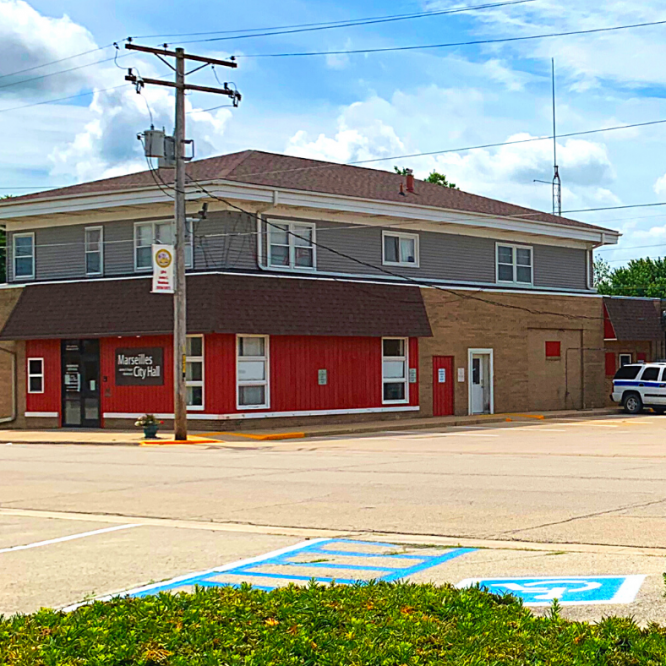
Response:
[457,576,645,606]
[122,539,476,598]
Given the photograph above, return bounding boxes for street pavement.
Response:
[2,413,666,623]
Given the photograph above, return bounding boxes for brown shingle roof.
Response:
[1,150,610,233]
[603,297,663,342]
[0,274,432,340]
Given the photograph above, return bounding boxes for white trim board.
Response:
[25,411,59,418]
[0,178,618,245]
[104,406,420,420]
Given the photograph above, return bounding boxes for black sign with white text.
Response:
[115,348,164,386]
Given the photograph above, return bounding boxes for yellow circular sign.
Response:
[155,248,173,268]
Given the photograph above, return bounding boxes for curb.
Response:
[0,408,622,446]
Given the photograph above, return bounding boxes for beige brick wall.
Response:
[419,288,606,416]
[0,287,23,426]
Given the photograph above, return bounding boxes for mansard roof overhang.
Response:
[0,273,433,341]
[0,178,619,247]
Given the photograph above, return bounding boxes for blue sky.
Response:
[3,0,666,266]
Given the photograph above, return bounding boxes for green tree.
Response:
[394,167,458,189]
[595,256,666,298]
[593,257,612,288]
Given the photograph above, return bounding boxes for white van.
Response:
[611,362,666,414]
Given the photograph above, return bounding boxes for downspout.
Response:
[0,345,17,425]
[256,190,279,271]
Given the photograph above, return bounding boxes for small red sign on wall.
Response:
[545,341,561,358]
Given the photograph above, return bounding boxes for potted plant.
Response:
[135,414,163,439]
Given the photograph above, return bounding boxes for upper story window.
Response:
[383,231,419,267]
[13,233,35,280]
[85,227,103,276]
[496,243,533,285]
[135,221,192,271]
[268,221,315,270]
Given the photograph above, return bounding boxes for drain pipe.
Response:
[256,191,279,271]
[0,345,17,425]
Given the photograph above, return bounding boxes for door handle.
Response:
[639,383,645,387]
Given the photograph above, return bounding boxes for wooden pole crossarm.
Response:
[125,43,237,68]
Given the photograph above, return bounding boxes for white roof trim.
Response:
[0,177,619,245]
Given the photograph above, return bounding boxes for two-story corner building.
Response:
[0,149,620,430]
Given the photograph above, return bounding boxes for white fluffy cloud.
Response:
[0,0,99,97]
[49,85,234,182]
[425,0,666,90]
[285,86,618,212]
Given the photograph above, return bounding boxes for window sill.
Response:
[187,406,205,412]
[497,280,533,287]
[267,265,317,272]
[382,400,410,406]
[237,404,270,411]
[383,261,419,268]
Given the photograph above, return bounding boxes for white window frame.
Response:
[134,221,192,272]
[27,357,44,394]
[496,243,533,286]
[236,335,270,410]
[13,232,35,281]
[85,226,104,276]
[619,353,633,367]
[186,335,204,411]
[267,220,317,271]
[382,337,409,405]
[382,231,420,268]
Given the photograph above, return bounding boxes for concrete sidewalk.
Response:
[0,407,619,446]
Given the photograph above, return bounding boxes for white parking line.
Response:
[0,524,140,555]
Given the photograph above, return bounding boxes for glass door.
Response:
[61,340,101,427]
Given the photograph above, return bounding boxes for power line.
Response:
[184,175,607,322]
[132,0,533,41]
[0,43,117,81]
[0,84,131,114]
[232,18,666,58]
[0,52,132,92]
[178,0,535,45]
[231,117,666,182]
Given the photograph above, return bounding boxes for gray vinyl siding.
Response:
[262,218,588,291]
[7,211,590,292]
[7,211,258,282]
[533,244,588,291]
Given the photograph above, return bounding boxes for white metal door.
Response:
[470,352,492,415]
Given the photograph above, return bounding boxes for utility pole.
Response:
[552,58,562,216]
[125,43,241,441]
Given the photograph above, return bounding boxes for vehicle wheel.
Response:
[624,392,643,414]
[653,407,666,415]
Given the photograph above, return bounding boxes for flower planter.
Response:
[143,424,159,439]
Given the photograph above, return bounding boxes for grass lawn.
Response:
[2,582,666,665]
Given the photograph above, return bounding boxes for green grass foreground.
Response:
[2,582,666,665]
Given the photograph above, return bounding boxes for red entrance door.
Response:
[433,356,454,416]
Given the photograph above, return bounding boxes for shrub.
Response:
[1,582,665,665]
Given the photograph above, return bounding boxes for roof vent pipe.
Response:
[405,169,415,193]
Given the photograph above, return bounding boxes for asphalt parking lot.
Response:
[3,412,666,624]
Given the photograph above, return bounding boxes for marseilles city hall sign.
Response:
[115,348,164,386]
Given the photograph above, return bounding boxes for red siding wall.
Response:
[101,334,419,416]
[101,336,174,415]
[26,339,61,415]
[604,305,616,340]
[26,335,420,420]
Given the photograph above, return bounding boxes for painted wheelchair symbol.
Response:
[489,579,601,601]
[457,576,646,606]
